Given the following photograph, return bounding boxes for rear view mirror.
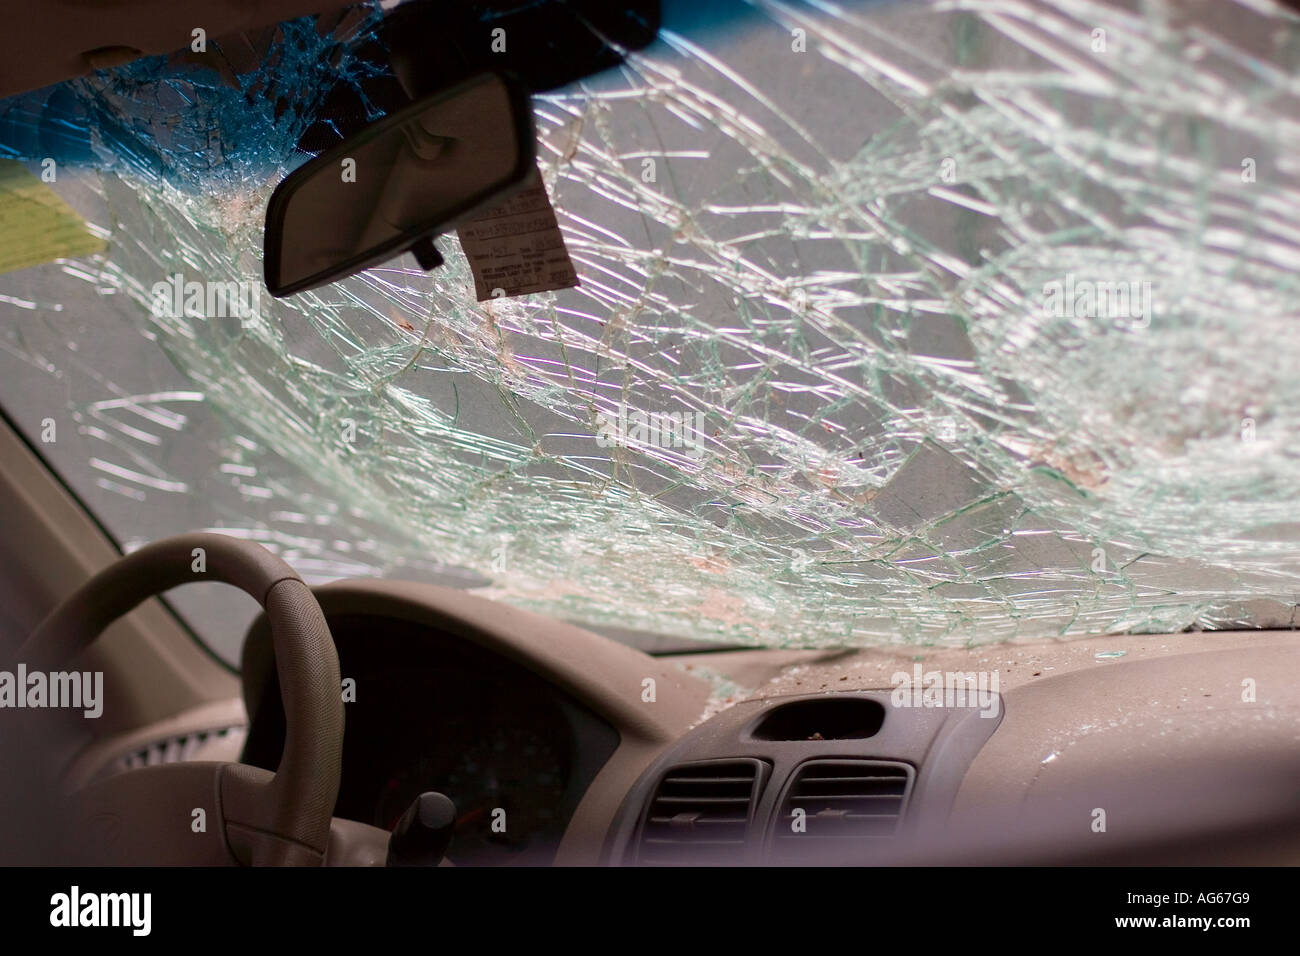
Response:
[263,72,534,297]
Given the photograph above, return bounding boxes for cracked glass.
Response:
[2,0,1299,665]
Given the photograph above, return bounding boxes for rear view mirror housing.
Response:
[263,71,535,298]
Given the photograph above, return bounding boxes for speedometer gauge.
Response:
[248,616,619,868]
[441,725,567,865]
[370,723,569,865]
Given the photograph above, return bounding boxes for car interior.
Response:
[2,0,1300,873]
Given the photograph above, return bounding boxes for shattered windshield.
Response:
[2,0,1300,665]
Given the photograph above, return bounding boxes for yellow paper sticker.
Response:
[0,159,106,276]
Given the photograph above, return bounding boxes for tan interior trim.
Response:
[0,420,238,762]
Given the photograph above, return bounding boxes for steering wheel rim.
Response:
[16,532,343,865]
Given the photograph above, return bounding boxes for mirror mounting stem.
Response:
[411,237,443,272]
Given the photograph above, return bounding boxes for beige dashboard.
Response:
[60,578,1300,865]
[679,631,1300,863]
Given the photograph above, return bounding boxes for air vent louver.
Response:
[635,759,765,865]
[773,760,912,860]
[105,725,246,779]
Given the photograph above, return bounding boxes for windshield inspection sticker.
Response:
[456,170,579,301]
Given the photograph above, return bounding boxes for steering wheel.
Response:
[15,533,343,865]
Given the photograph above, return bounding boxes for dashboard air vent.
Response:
[773,760,913,860]
[635,759,766,865]
[105,725,246,780]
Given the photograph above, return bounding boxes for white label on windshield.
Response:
[456,171,579,301]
